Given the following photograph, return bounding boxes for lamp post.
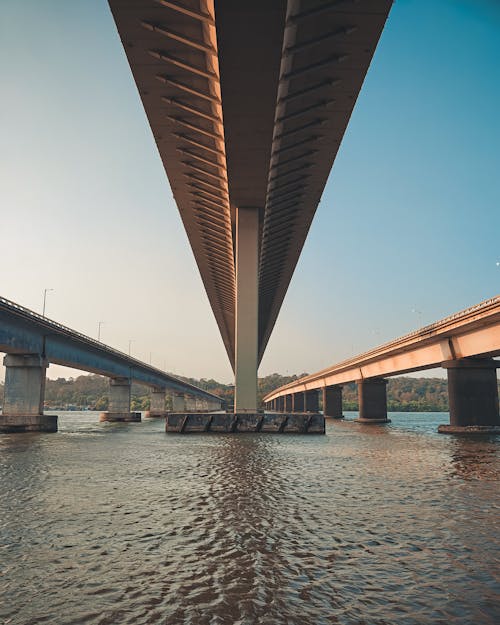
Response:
[97,321,104,342]
[412,307,423,327]
[42,288,54,317]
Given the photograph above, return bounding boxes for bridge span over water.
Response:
[263,296,500,433]
[108,0,393,411]
[2,2,499,434]
[0,296,222,432]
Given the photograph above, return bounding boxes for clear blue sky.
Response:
[1,0,499,382]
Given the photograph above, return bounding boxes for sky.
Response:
[1,0,499,383]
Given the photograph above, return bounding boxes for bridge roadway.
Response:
[108,0,393,411]
[263,296,500,433]
[0,296,222,432]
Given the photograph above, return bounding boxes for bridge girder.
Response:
[108,0,393,379]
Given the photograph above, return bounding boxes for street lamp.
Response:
[412,307,423,327]
[42,288,54,317]
[97,321,104,342]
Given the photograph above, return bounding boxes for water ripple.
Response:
[0,412,499,624]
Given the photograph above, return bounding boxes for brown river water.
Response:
[1,412,499,625]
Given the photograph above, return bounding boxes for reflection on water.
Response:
[0,412,499,625]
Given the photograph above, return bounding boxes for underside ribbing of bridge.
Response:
[108,0,393,409]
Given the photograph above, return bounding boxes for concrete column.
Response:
[146,388,165,418]
[304,389,319,412]
[234,206,259,412]
[278,396,285,412]
[100,377,140,422]
[185,394,198,411]
[285,394,292,412]
[439,359,500,433]
[292,392,304,413]
[356,378,390,423]
[323,385,343,419]
[172,392,186,412]
[0,354,57,433]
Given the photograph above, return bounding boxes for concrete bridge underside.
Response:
[108,0,393,410]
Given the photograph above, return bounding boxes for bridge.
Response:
[0,296,222,432]
[263,296,500,433]
[2,1,499,434]
[107,0,393,412]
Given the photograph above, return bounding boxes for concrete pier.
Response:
[292,392,304,412]
[304,389,319,413]
[100,377,141,422]
[166,412,325,434]
[323,385,343,419]
[355,378,390,424]
[0,354,57,433]
[439,359,500,434]
[285,394,292,412]
[172,392,186,412]
[145,388,166,418]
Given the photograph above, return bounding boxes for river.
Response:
[1,412,499,625]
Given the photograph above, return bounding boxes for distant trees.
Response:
[1,373,498,413]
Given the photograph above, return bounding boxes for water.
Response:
[1,412,499,625]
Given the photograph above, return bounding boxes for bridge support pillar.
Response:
[304,389,319,413]
[323,385,343,419]
[355,378,390,423]
[234,207,259,412]
[171,392,186,412]
[285,394,292,412]
[292,392,304,412]
[146,389,166,418]
[0,354,57,433]
[439,359,500,434]
[278,396,285,412]
[184,394,197,411]
[100,377,140,422]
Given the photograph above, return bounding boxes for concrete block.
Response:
[0,414,58,433]
[99,412,141,423]
[165,413,325,434]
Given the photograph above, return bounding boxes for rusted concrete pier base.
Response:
[99,411,142,422]
[166,413,325,434]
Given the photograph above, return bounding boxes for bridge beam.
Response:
[292,392,304,413]
[355,378,390,424]
[146,388,166,418]
[323,385,344,419]
[234,207,259,412]
[100,377,140,422]
[304,390,319,413]
[439,358,500,433]
[0,354,57,433]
